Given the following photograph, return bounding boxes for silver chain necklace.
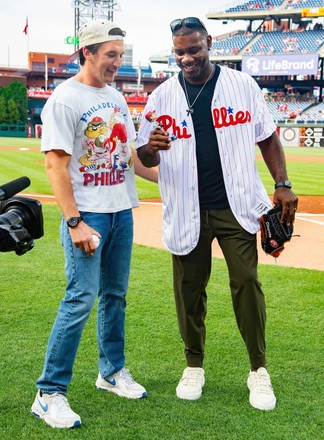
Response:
[181,65,215,116]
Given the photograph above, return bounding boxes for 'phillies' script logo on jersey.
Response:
[213,106,251,128]
[157,115,191,139]
[155,108,251,136]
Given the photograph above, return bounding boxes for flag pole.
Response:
[26,17,29,68]
[23,17,29,68]
[45,54,48,91]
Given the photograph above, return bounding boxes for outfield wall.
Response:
[278,123,324,148]
[0,124,27,138]
[1,122,324,147]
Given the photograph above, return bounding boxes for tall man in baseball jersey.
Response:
[136,17,298,411]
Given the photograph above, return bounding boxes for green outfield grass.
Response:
[0,137,324,198]
[256,147,324,196]
[0,203,323,439]
[0,137,162,199]
[0,138,323,438]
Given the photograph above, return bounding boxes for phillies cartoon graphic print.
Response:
[79,108,130,173]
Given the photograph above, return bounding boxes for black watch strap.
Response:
[67,215,83,228]
[274,180,292,189]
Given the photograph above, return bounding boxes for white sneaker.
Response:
[96,368,147,399]
[247,367,276,411]
[31,390,81,428]
[176,367,205,400]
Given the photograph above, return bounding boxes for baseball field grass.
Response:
[1,137,324,198]
[0,138,323,439]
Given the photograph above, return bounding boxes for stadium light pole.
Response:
[72,0,121,54]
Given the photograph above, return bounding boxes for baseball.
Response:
[92,235,100,249]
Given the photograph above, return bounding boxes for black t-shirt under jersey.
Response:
[179,65,229,210]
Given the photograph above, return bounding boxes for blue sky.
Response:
[0,0,246,68]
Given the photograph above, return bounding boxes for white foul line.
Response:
[296,214,324,226]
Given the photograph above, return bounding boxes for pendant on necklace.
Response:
[186,108,193,116]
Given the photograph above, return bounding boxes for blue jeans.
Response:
[36,209,133,395]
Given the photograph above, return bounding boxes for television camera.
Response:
[0,177,44,256]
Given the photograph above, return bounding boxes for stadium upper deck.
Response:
[207,0,324,21]
[210,29,323,57]
[207,0,324,60]
[151,0,324,63]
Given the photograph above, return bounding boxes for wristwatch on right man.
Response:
[274,180,292,190]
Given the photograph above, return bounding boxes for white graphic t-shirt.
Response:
[41,77,138,212]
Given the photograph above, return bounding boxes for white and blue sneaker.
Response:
[31,390,81,429]
[96,367,147,399]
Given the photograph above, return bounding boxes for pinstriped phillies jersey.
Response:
[136,66,275,256]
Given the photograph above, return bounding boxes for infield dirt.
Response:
[22,193,324,272]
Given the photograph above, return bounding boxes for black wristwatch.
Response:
[274,180,292,190]
[67,215,83,228]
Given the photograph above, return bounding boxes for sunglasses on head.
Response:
[170,17,207,33]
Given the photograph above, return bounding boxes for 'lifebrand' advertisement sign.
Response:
[242,54,319,76]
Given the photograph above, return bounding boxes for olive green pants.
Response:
[172,209,266,371]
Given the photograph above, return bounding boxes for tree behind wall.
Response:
[0,96,8,123]
[0,81,27,124]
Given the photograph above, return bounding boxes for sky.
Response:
[0,0,247,69]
